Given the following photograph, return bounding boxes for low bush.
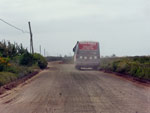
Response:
[0,57,10,71]
[0,72,17,86]
[132,56,150,63]
[19,52,34,66]
[100,57,150,80]
[19,52,47,69]
[0,40,47,87]
[33,53,48,69]
[115,61,130,73]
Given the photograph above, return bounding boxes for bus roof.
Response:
[78,41,99,44]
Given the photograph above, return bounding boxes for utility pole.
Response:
[28,21,34,54]
[39,45,41,54]
[44,49,46,57]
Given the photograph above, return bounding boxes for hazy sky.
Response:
[0,0,150,56]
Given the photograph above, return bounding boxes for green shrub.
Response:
[6,66,18,73]
[112,61,120,71]
[0,40,27,58]
[100,57,150,80]
[133,56,150,63]
[0,57,10,71]
[144,68,150,80]
[33,53,47,69]
[0,72,17,86]
[135,67,143,78]
[107,63,114,71]
[19,52,34,66]
[0,40,48,86]
[116,61,130,73]
[19,52,47,69]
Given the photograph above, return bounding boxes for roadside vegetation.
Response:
[100,56,150,81]
[0,40,47,86]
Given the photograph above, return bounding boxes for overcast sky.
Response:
[0,0,150,56]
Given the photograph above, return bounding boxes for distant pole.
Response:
[28,21,34,54]
[39,45,41,54]
[44,49,46,57]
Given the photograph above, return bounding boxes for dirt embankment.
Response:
[100,69,150,87]
[0,71,39,95]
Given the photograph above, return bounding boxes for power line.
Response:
[0,18,29,33]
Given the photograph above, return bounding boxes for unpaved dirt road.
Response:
[0,62,150,113]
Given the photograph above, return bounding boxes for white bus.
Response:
[73,41,100,70]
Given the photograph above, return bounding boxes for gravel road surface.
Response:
[0,62,150,113]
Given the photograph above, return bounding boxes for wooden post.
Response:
[44,49,46,57]
[28,21,34,54]
[40,45,41,54]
